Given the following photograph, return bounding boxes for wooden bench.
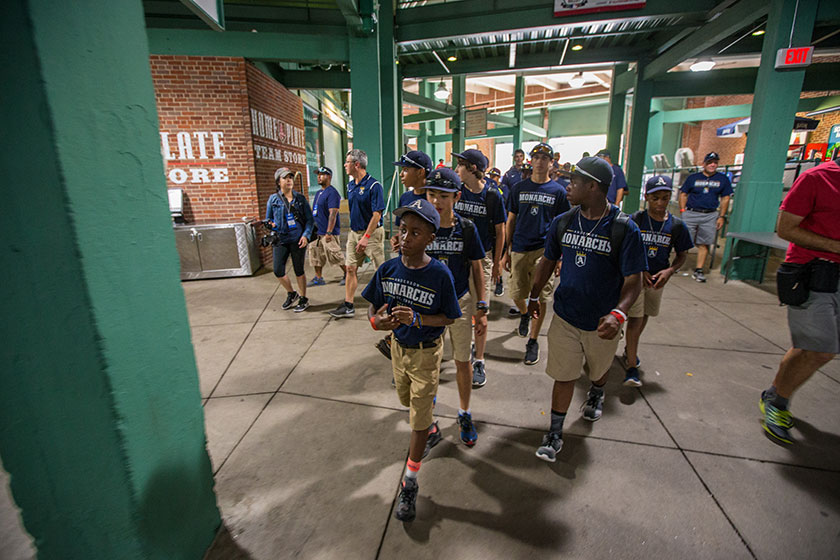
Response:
[723,231,789,283]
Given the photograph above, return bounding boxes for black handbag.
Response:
[776,262,809,306]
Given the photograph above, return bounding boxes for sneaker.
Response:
[328,302,354,318]
[581,387,604,421]
[524,339,540,365]
[760,390,793,428]
[495,279,504,297]
[692,269,707,283]
[517,313,530,337]
[281,291,299,310]
[307,277,325,287]
[293,296,310,313]
[535,431,563,463]
[472,361,487,388]
[508,306,520,317]
[762,402,793,444]
[458,412,478,446]
[623,366,642,387]
[622,351,641,369]
[394,478,419,522]
[422,422,442,459]
[375,336,392,360]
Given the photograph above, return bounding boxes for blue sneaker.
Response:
[458,412,477,446]
[307,277,324,287]
[622,351,641,369]
[471,361,486,388]
[623,367,642,387]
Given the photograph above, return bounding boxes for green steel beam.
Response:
[606,63,628,162]
[349,32,383,181]
[335,0,364,33]
[798,95,840,112]
[379,0,401,209]
[623,63,654,213]
[146,27,349,62]
[644,0,770,80]
[404,128,420,138]
[487,114,518,127]
[429,126,518,143]
[522,120,547,138]
[451,75,466,155]
[650,63,840,97]
[404,111,449,124]
[614,68,636,94]
[513,75,525,149]
[661,103,753,123]
[402,90,457,115]
[280,69,351,89]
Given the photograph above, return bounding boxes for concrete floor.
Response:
[3,263,839,559]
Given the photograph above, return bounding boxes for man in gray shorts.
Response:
[760,157,840,444]
[678,152,733,282]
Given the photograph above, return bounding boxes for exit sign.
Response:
[775,46,814,70]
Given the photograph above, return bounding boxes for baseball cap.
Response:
[704,152,720,162]
[571,156,614,185]
[424,167,462,192]
[521,162,533,171]
[595,149,611,158]
[486,167,501,177]
[274,167,294,181]
[394,198,441,232]
[394,150,432,175]
[452,149,488,173]
[645,175,673,194]
[529,142,554,158]
[316,166,332,176]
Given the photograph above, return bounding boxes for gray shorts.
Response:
[788,282,840,354]
[682,210,718,246]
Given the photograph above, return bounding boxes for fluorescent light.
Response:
[447,55,457,62]
[568,72,586,88]
[571,44,583,51]
[433,81,449,100]
[689,59,716,72]
[509,44,517,68]
[752,29,765,36]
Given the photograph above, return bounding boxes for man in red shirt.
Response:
[761,157,840,444]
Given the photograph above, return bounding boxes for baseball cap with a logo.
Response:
[645,175,673,194]
[394,150,433,175]
[425,167,462,193]
[317,166,333,176]
[529,142,554,159]
[452,149,489,173]
[487,167,501,177]
[704,152,720,162]
[394,198,441,231]
[571,156,614,185]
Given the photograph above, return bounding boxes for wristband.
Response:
[477,300,488,306]
[679,208,686,213]
[364,233,371,239]
[416,312,423,329]
[369,316,378,331]
[409,311,417,328]
[527,296,540,303]
[610,309,627,324]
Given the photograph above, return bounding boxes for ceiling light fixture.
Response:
[689,58,716,72]
[571,44,583,51]
[447,55,457,62]
[433,80,450,100]
[752,29,765,36]
[568,72,586,88]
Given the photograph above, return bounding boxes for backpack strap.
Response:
[456,214,478,256]
[609,210,631,269]
[485,187,501,241]
[554,206,580,248]
[670,216,687,250]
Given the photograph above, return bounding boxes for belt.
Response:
[396,338,438,350]
[687,208,717,214]
[352,226,382,234]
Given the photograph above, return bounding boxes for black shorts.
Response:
[273,242,306,278]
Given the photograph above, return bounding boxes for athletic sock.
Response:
[473,359,484,365]
[289,291,297,297]
[772,394,790,411]
[590,383,605,394]
[405,459,421,479]
[345,301,354,309]
[550,409,566,433]
[458,408,471,416]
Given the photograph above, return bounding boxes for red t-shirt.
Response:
[780,159,840,264]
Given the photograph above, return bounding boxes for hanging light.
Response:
[433,80,450,100]
[447,55,458,62]
[571,44,583,51]
[689,58,716,72]
[568,72,586,88]
[752,29,765,36]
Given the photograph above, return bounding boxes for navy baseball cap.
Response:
[394,150,432,175]
[645,175,673,194]
[530,142,554,159]
[424,167,462,192]
[452,149,488,173]
[595,149,611,158]
[571,156,614,185]
[704,152,720,162]
[394,198,441,232]
[316,166,332,176]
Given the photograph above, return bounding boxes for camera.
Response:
[259,221,281,247]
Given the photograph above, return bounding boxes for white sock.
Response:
[404,467,418,479]
[473,358,484,365]
[459,408,471,416]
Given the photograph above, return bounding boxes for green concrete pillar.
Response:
[378,0,401,208]
[606,63,628,160]
[623,64,654,213]
[513,75,525,150]
[644,100,665,170]
[417,80,429,155]
[451,75,467,157]
[724,0,818,280]
[0,1,220,559]
[349,27,383,183]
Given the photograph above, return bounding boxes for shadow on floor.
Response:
[204,524,255,560]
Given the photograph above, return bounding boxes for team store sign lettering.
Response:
[160,131,229,184]
[251,109,306,165]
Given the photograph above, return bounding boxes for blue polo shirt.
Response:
[501,166,522,192]
[680,171,733,210]
[362,257,462,346]
[508,179,571,252]
[544,206,647,331]
[348,173,385,231]
[312,185,341,236]
[606,164,628,204]
[454,184,506,253]
[395,189,425,226]
[631,211,694,274]
[427,214,486,299]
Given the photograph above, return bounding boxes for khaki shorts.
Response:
[309,235,344,268]
[469,252,494,308]
[345,227,385,268]
[510,248,554,303]
[391,338,444,430]
[628,284,665,318]
[448,293,474,363]
[545,314,620,382]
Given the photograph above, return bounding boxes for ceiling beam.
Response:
[402,91,458,115]
[335,0,363,33]
[649,63,840,97]
[522,120,547,137]
[643,0,770,80]
[279,69,351,90]
[471,77,515,93]
[465,81,491,95]
[614,68,637,94]
[487,114,518,127]
[403,111,450,124]
[528,76,561,90]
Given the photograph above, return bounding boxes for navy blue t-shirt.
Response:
[395,189,425,226]
[631,211,694,274]
[502,166,522,191]
[312,185,341,236]
[606,164,628,204]
[348,174,386,231]
[265,192,314,244]
[362,257,462,346]
[680,172,733,210]
[544,206,648,331]
[509,179,571,252]
[427,214,486,299]
[454,184,506,253]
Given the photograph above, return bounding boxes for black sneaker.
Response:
[375,335,392,360]
[524,339,540,365]
[517,313,530,337]
[394,478,419,522]
[281,291,299,310]
[508,306,520,317]
[329,302,355,318]
[495,279,504,296]
[293,296,309,313]
[535,431,563,462]
[472,361,486,388]
[422,422,442,459]
[581,387,604,421]
[692,268,707,283]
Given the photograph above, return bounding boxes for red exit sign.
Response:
[775,46,814,70]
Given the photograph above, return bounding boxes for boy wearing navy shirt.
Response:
[679,152,733,282]
[308,166,347,286]
[363,199,461,523]
[527,157,647,462]
[504,143,571,366]
[453,149,506,388]
[622,176,693,386]
[596,149,629,206]
[425,168,488,447]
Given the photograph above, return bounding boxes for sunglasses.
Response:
[426,176,459,190]
[570,164,600,182]
[530,144,553,157]
[401,154,425,169]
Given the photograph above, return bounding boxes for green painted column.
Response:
[644,100,665,170]
[723,0,818,280]
[0,1,220,559]
[606,63,628,160]
[349,26,384,184]
[417,80,429,155]
[513,75,525,150]
[623,64,654,213]
[451,75,467,157]
[378,0,401,210]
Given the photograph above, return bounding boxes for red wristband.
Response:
[610,310,626,324]
[369,316,378,330]
[364,232,371,239]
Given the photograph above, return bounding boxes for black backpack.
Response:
[484,187,503,245]
[629,210,686,252]
[553,206,631,268]
[456,214,477,254]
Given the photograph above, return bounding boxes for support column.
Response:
[349,24,383,183]
[378,0,401,209]
[513,75,525,149]
[450,75,467,156]
[644,99,665,168]
[1,1,220,558]
[623,64,654,213]
[606,63,628,160]
[724,0,818,280]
